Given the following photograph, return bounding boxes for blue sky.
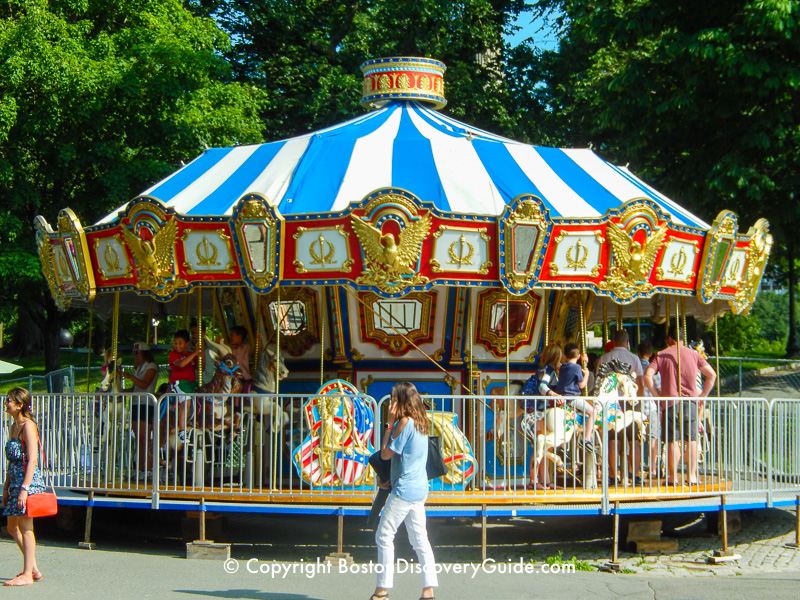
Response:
[505,12,559,49]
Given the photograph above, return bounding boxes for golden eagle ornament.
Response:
[350,212,431,292]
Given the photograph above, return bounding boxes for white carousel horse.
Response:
[521,359,643,490]
[246,344,290,430]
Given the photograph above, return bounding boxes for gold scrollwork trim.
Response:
[359,375,374,393]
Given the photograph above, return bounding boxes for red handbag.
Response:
[26,491,58,518]
[22,427,58,518]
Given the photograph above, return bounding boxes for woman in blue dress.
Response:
[371,382,437,600]
[2,387,46,586]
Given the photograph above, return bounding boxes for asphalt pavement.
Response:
[2,506,800,599]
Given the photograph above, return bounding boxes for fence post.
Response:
[767,399,773,508]
[738,360,743,397]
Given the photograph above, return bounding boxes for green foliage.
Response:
[716,312,762,353]
[532,0,800,235]
[544,549,594,571]
[190,0,538,139]
[0,0,267,360]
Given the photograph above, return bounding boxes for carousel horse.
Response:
[243,344,290,430]
[522,359,642,490]
[166,338,246,456]
[580,359,646,487]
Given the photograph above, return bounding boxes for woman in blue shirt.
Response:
[371,382,437,600]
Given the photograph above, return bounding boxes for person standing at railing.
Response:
[371,382,437,600]
[119,342,158,483]
[638,341,661,478]
[644,326,716,486]
[2,387,46,586]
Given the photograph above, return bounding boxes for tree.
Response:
[0,0,266,370]
[189,0,535,139]
[533,0,800,354]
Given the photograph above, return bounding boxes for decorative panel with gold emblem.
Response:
[181,229,235,275]
[598,201,668,303]
[92,235,133,281]
[358,291,436,356]
[696,210,738,304]
[655,237,699,285]
[730,218,773,315]
[474,289,539,357]
[119,200,187,297]
[718,240,749,301]
[259,287,320,356]
[549,230,604,278]
[430,225,490,274]
[498,195,551,294]
[294,225,353,273]
[231,194,280,292]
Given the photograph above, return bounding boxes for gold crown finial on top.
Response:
[360,57,446,110]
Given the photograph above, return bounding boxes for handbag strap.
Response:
[20,421,55,492]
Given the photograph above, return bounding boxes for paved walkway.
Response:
[1,507,799,598]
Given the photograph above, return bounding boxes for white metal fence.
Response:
[1,391,798,510]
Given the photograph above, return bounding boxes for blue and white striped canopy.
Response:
[98,101,708,228]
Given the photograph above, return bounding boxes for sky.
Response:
[505,11,560,50]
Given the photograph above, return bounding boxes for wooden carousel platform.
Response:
[68,477,734,506]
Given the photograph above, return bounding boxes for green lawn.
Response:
[0,350,172,393]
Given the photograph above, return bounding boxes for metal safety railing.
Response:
[1,392,798,509]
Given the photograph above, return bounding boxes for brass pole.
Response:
[616,304,623,333]
[714,300,721,397]
[675,297,681,398]
[602,298,608,347]
[636,301,641,344]
[111,292,120,369]
[681,298,688,346]
[86,300,94,393]
[253,294,262,374]
[196,290,203,387]
[146,298,153,345]
[579,292,588,396]
[276,286,281,395]
[543,290,550,344]
[505,292,510,390]
[320,287,326,387]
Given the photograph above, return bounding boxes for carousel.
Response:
[31,57,775,510]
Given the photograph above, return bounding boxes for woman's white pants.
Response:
[375,493,438,589]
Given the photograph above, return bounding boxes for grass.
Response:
[0,349,172,393]
[544,549,594,572]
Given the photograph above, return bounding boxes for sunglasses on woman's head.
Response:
[132,350,140,355]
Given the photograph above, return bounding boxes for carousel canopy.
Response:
[98,100,707,229]
[37,57,770,316]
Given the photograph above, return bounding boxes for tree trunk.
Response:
[786,235,799,357]
[42,292,62,373]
